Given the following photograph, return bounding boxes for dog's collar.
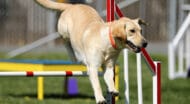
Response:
[109,28,117,49]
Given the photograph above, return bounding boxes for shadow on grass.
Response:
[7,93,94,100]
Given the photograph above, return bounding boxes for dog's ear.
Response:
[135,18,149,26]
[112,23,127,40]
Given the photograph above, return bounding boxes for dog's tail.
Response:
[35,0,72,11]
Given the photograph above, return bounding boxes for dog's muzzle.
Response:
[126,40,148,53]
[142,42,148,48]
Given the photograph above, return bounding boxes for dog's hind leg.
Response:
[63,38,77,62]
[58,19,77,62]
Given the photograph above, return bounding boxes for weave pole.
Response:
[153,62,161,104]
[106,0,116,104]
[107,0,115,22]
[137,53,143,104]
[114,1,161,104]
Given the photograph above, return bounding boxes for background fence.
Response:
[0,0,168,51]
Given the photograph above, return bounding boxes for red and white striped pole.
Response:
[0,71,90,77]
[153,62,161,104]
[141,48,161,104]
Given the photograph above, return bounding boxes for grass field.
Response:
[0,52,190,104]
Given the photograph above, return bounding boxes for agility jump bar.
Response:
[0,71,103,77]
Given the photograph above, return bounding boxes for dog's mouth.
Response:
[126,40,141,53]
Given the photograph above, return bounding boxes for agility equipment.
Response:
[168,0,190,79]
[0,59,119,103]
[1,0,161,104]
[106,0,161,104]
[0,60,85,100]
[0,71,90,77]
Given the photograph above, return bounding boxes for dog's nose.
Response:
[142,42,148,48]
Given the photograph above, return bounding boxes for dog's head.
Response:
[111,17,148,53]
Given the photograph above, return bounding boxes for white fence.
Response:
[168,12,190,79]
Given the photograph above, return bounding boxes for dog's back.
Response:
[58,4,104,62]
[35,0,104,62]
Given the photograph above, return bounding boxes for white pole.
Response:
[137,53,143,104]
[168,0,177,40]
[186,26,190,71]
[173,13,190,47]
[178,41,184,74]
[152,69,157,104]
[124,49,130,104]
[168,43,176,79]
[0,72,27,77]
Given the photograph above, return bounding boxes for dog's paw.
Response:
[109,91,119,97]
[96,97,107,104]
[97,100,107,104]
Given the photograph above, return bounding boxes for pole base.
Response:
[67,77,79,95]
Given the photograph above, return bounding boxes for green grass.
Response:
[0,52,190,104]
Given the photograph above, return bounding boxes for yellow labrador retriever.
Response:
[35,0,147,103]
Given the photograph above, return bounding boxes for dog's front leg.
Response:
[103,62,119,96]
[88,65,106,104]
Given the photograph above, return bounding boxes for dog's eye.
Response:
[130,29,135,33]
